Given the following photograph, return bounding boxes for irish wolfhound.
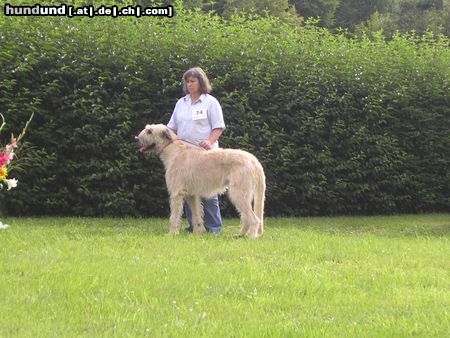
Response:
[136,124,266,239]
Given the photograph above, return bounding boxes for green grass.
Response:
[1,214,449,337]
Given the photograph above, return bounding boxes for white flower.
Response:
[5,178,18,190]
[0,222,9,230]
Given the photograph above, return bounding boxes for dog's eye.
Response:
[146,129,152,134]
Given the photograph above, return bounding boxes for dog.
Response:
[136,124,266,238]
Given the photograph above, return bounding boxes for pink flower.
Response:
[0,153,9,167]
[11,138,17,148]
[5,145,14,160]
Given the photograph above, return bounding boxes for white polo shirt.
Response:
[168,94,226,149]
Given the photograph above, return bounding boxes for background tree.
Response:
[357,0,450,37]
[333,0,389,30]
[221,0,295,18]
[158,0,298,19]
[289,0,340,27]
[156,0,449,37]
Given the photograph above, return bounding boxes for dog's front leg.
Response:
[169,193,184,234]
[186,195,205,234]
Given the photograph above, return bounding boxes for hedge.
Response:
[1,2,449,217]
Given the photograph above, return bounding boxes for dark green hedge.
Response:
[1,5,449,216]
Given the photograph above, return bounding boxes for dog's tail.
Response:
[253,166,266,236]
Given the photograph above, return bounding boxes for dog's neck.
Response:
[157,140,177,168]
[158,139,206,169]
[154,139,172,156]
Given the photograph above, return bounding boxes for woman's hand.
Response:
[200,140,212,150]
[200,128,223,150]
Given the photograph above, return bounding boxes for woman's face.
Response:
[186,76,201,96]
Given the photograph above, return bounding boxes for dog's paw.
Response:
[169,229,180,235]
[247,229,261,239]
[193,225,205,234]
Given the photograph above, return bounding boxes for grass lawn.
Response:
[0,214,449,337]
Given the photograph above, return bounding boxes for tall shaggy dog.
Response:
[137,124,266,238]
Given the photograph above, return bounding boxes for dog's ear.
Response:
[163,128,173,142]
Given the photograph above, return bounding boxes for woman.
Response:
[167,67,226,233]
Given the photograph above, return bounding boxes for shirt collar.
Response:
[183,93,206,104]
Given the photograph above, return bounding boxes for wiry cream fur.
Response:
[137,124,266,238]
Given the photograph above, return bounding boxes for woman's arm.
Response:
[200,128,223,150]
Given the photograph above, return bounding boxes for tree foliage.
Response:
[158,0,450,37]
[1,2,449,217]
[358,0,450,37]
[289,0,340,27]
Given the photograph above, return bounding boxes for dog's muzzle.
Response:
[135,137,156,153]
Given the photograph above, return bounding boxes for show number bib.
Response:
[192,108,208,121]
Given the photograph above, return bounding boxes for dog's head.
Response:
[136,124,174,154]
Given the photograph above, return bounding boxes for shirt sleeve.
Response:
[167,100,179,131]
[208,95,226,130]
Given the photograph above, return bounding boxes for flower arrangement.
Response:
[0,113,33,229]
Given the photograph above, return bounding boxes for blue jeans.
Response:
[184,196,222,233]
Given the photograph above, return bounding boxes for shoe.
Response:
[206,228,221,234]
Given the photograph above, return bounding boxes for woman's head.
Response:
[182,67,212,95]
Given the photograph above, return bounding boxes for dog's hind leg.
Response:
[228,186,260,239]
[186,195,205,234]
[238,214,250,237]
[169,192,185,234]
[245,210,261,239]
